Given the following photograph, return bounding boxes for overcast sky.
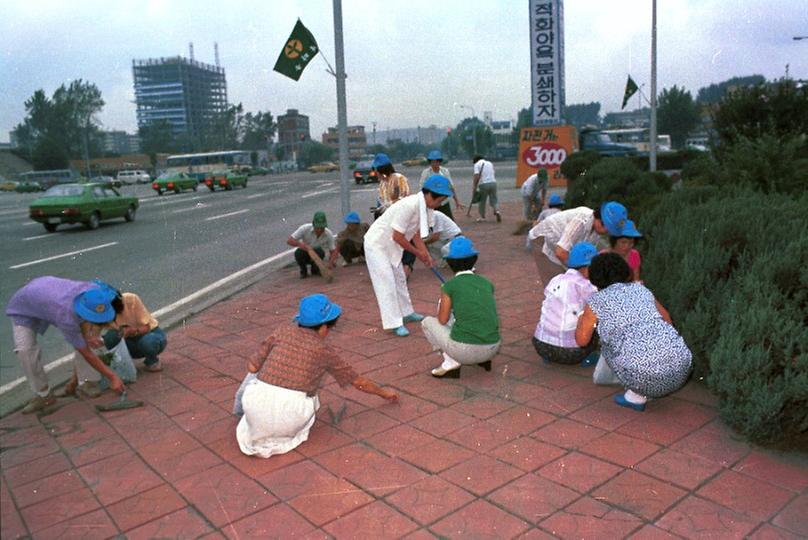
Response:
[1,0,805,143]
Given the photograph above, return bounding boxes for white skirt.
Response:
[236,379,320,458]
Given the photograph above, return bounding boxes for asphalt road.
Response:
[0,162,520,397]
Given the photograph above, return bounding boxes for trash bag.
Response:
[592,354,620,385]
[99,340,137,390]
[233,372,257,416]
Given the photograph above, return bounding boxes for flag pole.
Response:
[649,0,658,171]
[332,0,351,216]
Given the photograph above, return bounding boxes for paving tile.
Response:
[224,503,316,538]
[636,448,723,490]
[289,477,375,526]
[259,460,338,501]
[515,528,558,540]
[191,415,241,445]
[591,470,687,521]
[0,480,28,539]
[568,399,638,431]
[616,414,695,445]
[627,524,682,539]
[441,454,525,496]
[172,401,232,433]
[403,528,442,540]
[174,463,278,528]
[77,450,164,505]
[332,408,400,439]
[106,483,186,531]
[386,475,475,526]
[488,405,556,435]
[124,506,215,539]
[772,495,808,537]
[0,427,60,469]
[430,498,531,539]
[655,495,759,539]
[732,450,808,493]
[399,438,476,473]
[538,496,643,539]
[146,444,223,482]
[3,450,72,490]
[532,418,607,450]
[32,507,118,540]
[365,424,438,457]
[488,437,567,472]
[296,422,354,458]
[11,469,86,509]
[55,417,131,467]
[408,407,477,438]
[324,500,419,538]
[376,391,441,423]
[748,523,805,540]
[207,434,305,478]
[579,432,660,468]
[488,473,579,524]
[669,421,751,467]
[444,419,519,452]
[698,470,794,522]
[645,396,716,428]
[537,451,622,493]
[19,487,100,533]
[450,392,515,419]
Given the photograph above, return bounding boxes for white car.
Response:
[116,170,151,185]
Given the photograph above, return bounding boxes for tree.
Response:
[511,107,532,144]
[454,117,492,157]
[696,75,766,104]
[297,141,334,168]
[241,111,276,151]
[139,119,177,171]
[563,102,601,129]
[201,103,245,151]
[657,85,701,149]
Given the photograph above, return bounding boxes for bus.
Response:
[165,150,251,181]
[601,128,672,153]
[17,169,79,190]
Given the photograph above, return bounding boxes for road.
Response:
[0,162,520,395]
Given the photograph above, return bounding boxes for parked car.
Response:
[0,181,18,192]
[307,161,339,173]
[204,170,248,191]
[353,157,378,184]
[402,157,428,167]
[15,181,44,193]
[117,170,151,185]
[29,183,139,232]
[248,166,270,176]
[91,175,122,188]
[152,172,198,195]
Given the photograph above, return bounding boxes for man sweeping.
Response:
[287,211,336,279]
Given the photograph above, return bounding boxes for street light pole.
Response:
[649,0,658,172]
[332,0,350,216]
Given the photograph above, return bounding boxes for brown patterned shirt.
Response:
[249,324,357,396]
[378,172,410,208]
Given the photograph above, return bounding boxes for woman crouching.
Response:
[575,253,692,411]
[237,294,398,458]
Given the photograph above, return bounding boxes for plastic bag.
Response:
[99,340,137,390]
[592,354,620,385]
[233,372,257,416]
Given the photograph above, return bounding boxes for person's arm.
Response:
[287,235,308,250]
[327,242,341,268]
[556,218,588,265]
[423,231,440,245]
[120,322,151,338]
[575,305,598,347]
[247,335,276,373]
[437,292,452,325]
[352,376,398,402]
[472,172,480,193]
[555,245,570,265]
[76,345,124,392]
[540,183,548,209]
[410,234,434,267]
[654,299,673,324]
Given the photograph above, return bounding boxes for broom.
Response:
[95,390,144,412]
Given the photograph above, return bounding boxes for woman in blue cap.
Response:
[373,153,410,217]
[606,219,643,282]
[422,236,501,378]
[237,294,398,458]
[6,277,125,413]
[419,150,463,220]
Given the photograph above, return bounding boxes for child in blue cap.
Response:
[236,293,398,458]
[328,211,370,268]
[421,236,501,378]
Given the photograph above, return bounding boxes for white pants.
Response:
[421,317,501,365]
[12,324,100,395]
[364,244,415,330]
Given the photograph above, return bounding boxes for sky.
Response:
[1,0,806,143]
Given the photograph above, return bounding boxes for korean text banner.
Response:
[274,20,319,81]
[529,0,565,126]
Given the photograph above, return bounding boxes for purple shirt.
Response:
[6,276,94,348]
[535,269,597,348]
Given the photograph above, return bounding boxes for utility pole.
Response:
[332,0,350,216]
[649,0,658,172]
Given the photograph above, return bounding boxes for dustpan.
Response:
[95,390,144,412]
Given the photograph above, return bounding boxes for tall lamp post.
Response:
[457,103,478,155]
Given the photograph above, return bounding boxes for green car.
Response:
[203,170,248,191]
[15,181,44,193]
[152,172,198,195]
[29,183,139,232]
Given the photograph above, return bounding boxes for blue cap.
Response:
[91,279,118,301]
[422,174,453,197]
[548,194,563,206]
[372,153,392,169]
[567,242,598,268]
[614,219,642,238]
[445,236,479,259]
[600,201,628,236]
[73,287,116,323]
[294,294,342,327]
[344,211,361,224]
[427,149,443,161]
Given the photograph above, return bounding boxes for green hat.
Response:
[312,211,327,228]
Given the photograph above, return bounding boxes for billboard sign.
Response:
[516,126,578,188]
[529,0,565,126]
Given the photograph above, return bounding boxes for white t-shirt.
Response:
[527,207,602,266]
[418,166,453,190]
[365,192,434,266]
[432,211,462,241]
[520,173,547,199]
[473,159,496,184]
[291,224,336,253]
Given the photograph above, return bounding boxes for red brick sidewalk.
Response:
[2,202,807,539]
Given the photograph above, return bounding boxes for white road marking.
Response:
[0,208,28,217]
[204,209,249,221]
[172,203,210,214]
[22,232,64,241]
[9,242,118,269]
[22,221,39,226]
[301,187,339,199]
[0,248,295,396]
[353,187,378,193]
[246,192,270,199]
[140,195,206,205]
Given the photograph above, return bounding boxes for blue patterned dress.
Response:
[587,283,692,398]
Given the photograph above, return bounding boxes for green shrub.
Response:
[714,133,808,195]
[565,156,670,213]
[629,149,703,171]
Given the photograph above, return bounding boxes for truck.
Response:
[578,128,638,157]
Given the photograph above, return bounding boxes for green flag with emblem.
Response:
[274,19,319,81]
[621,75,639,109]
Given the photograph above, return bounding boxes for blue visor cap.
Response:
[344,211,361,224]
[445,236,479,259]
[600,201,629,236]
[616,219,642,238]
[422,174,453,197]
[294,294,342,327]
[567,242,598,268]
[73,287,116,323]
[548,194,563,206]
[427,149,443,161]
[372,153,392,169]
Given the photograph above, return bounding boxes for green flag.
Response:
[274,20,319,81]
[621,75,639,109]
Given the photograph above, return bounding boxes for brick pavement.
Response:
[2,202,807,539]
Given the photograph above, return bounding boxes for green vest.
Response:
[442,273,500,345]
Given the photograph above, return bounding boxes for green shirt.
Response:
[442,272,500,345]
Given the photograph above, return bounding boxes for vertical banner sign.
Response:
[516,126,578,188]
[529,0,565,126]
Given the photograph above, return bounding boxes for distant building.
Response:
[322,126,367,159]
[102,130,141,154]
[484,113,517,159]
[9,130,19,149]
[132,56,227,139]
[370,125,448,147]
[277,109,310,158]
[603,108,650,128]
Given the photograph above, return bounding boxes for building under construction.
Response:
[132,54,227,140]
